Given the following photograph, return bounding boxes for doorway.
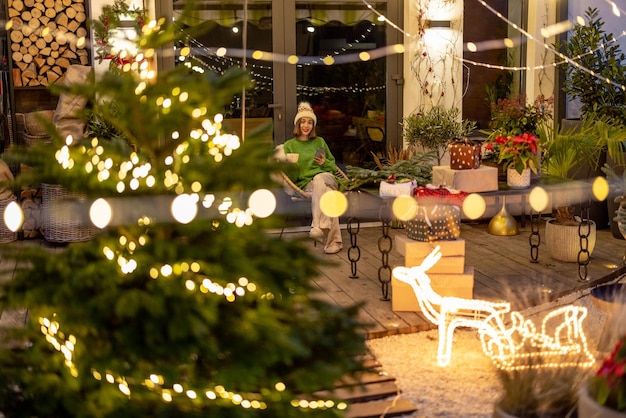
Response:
[171,0,403,166]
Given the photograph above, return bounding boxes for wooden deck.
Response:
[275,219,626,339]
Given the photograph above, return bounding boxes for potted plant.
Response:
[402,106,476,166]
[482,95,552,183]
[484,132,540,189]
[544,205,597,263]
[578,334,626,417]
[561,7,626,125]
[538,113,626,229]
[494,340,593,418]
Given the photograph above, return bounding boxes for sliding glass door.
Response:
[171,0,403,165]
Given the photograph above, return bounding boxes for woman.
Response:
[282,102,343,254]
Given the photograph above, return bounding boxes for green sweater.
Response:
[283,136,337,189]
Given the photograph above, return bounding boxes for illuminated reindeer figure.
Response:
[392,246,595,370]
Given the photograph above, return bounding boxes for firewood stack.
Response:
[20,186,43,239]
[8,0,89,87]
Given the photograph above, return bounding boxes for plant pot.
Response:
[578,383,626,418]
[545,219,596,262]
[606,196,624,239]
[493,405,519,418]
[506,167,531,189]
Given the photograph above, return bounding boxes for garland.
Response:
[93,0,147,68]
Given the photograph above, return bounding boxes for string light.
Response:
[393,247,595,370]
[39,311,347,411]
[475,0,626,91]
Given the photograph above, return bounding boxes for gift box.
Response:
[414,184,468,207]
[392,266,475,312]
[406,204,462,242]
[448,139,482,170]
[379,179,417,197]
[432,165,498,193]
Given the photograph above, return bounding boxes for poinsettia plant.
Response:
[485,132,540,175]
[590,334,626,412]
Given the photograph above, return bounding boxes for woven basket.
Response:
[23,110,55,136]
[24,132,52,147]
[42,184,96,243]
[545,219,596,262]
[0,197,18,243]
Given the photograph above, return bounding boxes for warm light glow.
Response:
[529,186,549,212]
[540,20,573,38]
[392,195,419,221]
[592,176,610,202]
[393,247,595,370]
[248,189,276,218]
[4,200,23,232]
[320,191,347,217]
[90,198,113,229]
[171,194,199,224]
[462,193,486,220]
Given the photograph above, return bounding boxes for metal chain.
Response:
[347,217,361,279]
[577,205,591,281]
[378,204,393,301]
[529,210,541,263]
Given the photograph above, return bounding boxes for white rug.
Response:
[367,280,619,417]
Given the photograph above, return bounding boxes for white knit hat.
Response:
[293,102,317,126]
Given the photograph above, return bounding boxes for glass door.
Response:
[172,0,403,165]
[291,2,388,166]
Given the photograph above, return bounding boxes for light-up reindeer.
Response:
[392,246,595,370]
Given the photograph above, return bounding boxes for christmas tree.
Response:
[0,10,368,418]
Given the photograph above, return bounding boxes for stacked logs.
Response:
[8,0,89,87]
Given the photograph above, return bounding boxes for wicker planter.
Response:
[545,219,596,262]
[42,183,95,243]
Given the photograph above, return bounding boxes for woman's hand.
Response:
[314,154,325,165]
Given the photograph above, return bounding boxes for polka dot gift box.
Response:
[448,138,482,170]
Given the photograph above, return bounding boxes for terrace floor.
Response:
[274,219,626,339]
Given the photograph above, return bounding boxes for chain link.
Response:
[346,217,361,279]
[378,204,393,301]
[529,210,541,263]
[577,205,591,281]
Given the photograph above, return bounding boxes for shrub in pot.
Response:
[544,206,596,263]
[402,106,475,166]
[494,338,592,418]
[561,7,626,125]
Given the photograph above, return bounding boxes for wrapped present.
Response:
[448,138,481,170]
[379,179,417,197]
[406,204,462,242]
[414,184,468,207]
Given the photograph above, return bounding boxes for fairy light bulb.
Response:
[171,194,199,224]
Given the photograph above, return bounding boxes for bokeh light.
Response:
[320,191,347,217]
[462,193,486,220]
[171,194,199,224]
[248,189,276,218]
[90,198,113,229]
[4,201,23,232]
[392,195,418,221]
[529,186,550,212]
[592,176,610,202]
